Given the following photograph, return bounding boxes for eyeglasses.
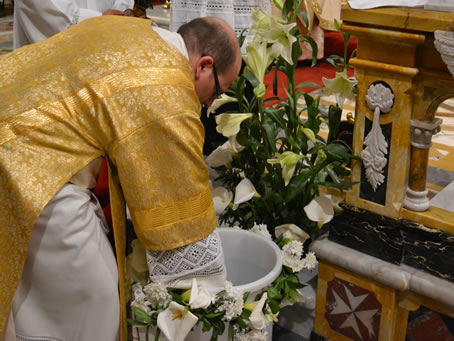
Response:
[212,63,222,100]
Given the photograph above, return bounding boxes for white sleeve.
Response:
[13,0,81,49]
[13,0,134,49]
[112,0,135,11]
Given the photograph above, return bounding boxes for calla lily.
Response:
[233,177,259,210]
[244,42,274,84]
[274,224,310,244]
[304,195,334,227]
[189,278,213,309]
[126,239,149,283]
[216,113,253,138]
[207,94,238,117]
[205,140,235,168]
[267,151,304,186]
[324,194,344,213]
[157,301,198,341]
[248,293,268,330]
[212,186,233,215]
[322,70,357,108]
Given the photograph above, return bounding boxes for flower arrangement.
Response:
[127,226,316,341]
[128,1,359,340]
[129,278,271,341]
[206,0,359,327]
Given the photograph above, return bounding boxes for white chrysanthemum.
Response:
[233,325,268,341]
[131,287,152,314]
[302,251,318,271]
[282,240,303,258]
[143,282,172,309]
[250,223,272,240]
[216,281,244,321]
[282,253,304,273]
[282,240,305,272]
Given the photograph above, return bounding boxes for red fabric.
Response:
[263,31,357,106]
[93,158,112,231]
[323,31,358,60]
[263,62,355,106]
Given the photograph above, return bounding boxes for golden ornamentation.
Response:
[0,15,215,339]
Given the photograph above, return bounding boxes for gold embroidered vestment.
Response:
[0,16,216,339]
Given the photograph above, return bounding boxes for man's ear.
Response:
[193,55,214,80]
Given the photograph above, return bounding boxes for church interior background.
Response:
[2,0,454,340]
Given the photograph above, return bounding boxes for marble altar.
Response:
[313,4,454,340]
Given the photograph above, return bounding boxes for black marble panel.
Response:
[328,204,403,265]
[359,118,392,206]
[401,221,454,282]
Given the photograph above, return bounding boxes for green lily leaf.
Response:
[132,307,152,324]
[285,171,310,202]
[327,104,342,143]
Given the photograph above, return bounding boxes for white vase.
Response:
[133,227,283,341]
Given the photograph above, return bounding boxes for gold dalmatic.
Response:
[0,16,216,339]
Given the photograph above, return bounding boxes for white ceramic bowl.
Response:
[134,227,283,341]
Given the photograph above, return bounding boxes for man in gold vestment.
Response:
[0,15,241,341]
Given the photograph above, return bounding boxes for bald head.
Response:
[177,17,241,76]
[178,17,242,107]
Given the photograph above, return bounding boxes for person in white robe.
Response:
[4,15,241,341]
[13,0,134,49]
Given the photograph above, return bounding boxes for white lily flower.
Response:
[244,41,274,83]
[322,70,357,108]
[229,135,245,153]
[249,293,268,330]
[267,151,304,186]
[205,140,235,168]
[157,301,198,341]
[304,195,334,227]
[274,224,310,244]
[189,278,214,309]
[216,113,253,138]
[251,9,286,37]
[301,127,316,144]
[250,9,297,65]
[212,186,233,215]
[267,21,297,65]
[126,239,149,284]
[233,177,258,210]
[207,94,238,117]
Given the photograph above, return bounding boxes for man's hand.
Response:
[102,9,127,16]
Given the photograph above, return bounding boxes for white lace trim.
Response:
[147,229,224,282]
[170,0,272,54]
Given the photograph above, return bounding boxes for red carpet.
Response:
[264,31,357,105]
